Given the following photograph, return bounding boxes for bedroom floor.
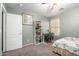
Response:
[2,43,58,56]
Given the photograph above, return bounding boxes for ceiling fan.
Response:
[41,3,58,11]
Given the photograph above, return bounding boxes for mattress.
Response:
[65,44,79,55]
[52,37,79,55]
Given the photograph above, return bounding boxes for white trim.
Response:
[22,43,34,47]
[0,3,2,54]
[34,42,44,45]
[1,4,7,13]
[42,34,45,43]
[22,42,45,47]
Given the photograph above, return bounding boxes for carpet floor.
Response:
[2,43,58,56]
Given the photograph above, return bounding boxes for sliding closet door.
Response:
[7,13,22,51]
[23,25,33,46]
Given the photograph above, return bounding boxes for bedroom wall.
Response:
[6,10,49,47]
[23,14,49,46]
[59,4,79,39]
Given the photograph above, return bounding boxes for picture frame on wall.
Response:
[23,14,33,25]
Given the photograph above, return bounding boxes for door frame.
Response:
[1,4,7,52]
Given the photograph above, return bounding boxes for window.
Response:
[50,16,60,36]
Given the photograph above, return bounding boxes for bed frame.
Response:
[52,46,77,56]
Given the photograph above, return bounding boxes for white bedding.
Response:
[52,37,79,55]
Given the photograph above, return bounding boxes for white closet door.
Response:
[7,13,22,51]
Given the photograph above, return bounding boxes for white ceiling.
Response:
[5,3,78,17]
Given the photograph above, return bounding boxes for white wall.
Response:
[59,4,79,38]
[7,13,22,51]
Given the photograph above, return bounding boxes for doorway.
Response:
[2,11,3,52]
[1,5,6,52]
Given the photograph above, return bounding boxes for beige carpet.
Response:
[2,43,58,56]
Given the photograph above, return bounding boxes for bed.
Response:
[52,37,79,56]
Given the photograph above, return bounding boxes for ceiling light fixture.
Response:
[41,3,47,4]
[19,4,23,6]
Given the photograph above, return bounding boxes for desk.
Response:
[43,33,54,43]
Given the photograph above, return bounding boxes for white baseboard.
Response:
[23,43,34,47]
[22,42,45,47]
[34,42,45,45]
